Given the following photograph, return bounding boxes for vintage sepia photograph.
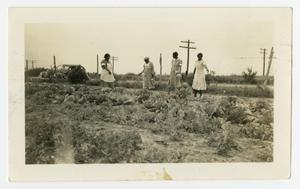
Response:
[8,7,292,180]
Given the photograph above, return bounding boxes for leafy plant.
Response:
[67,65,89,84]
[72,125,143,163]
[226,107,248,124]
[25,117,65,164]
[242,67,257,84]
[138,144,182,163]
[136,89,151,103]
[207,121,239,156]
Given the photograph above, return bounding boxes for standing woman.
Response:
[192,53,209,97]
[138,57,155,90]
[100,53,115,88]
[169,52,183,91]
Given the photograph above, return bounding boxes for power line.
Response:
[236,57,261,59]
[179,40,196,75]
[260,48,267,76]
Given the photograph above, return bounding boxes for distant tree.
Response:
[242,67,257,84]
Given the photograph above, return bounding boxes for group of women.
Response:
[99,52,209,97]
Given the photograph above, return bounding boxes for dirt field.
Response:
[25,82,273,164]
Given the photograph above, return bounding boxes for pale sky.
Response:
[25,8,291,75]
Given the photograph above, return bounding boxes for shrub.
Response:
[175,87,191,99]
[207,85,273,98]
[25,117,64,164]
[226,107,248,124]
[116,81,142,89]
[258,110,273,125]
[136,89,151,103]
[207,121,239,156]
[242,67,257,84]
[256,144,273,161]
[143,98,168,113]
[115,73,139,81]
[180,114,222,135]
[216,137,239,156]
[240,123,273,141]
[254,100,271,112]
[138,144,182,163]
[67,65,89,84]
[169,128,185,141]
[72,125,143,163]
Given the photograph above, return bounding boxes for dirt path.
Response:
[55,125,75,164]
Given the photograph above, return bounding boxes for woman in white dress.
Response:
[169,52,183,91]
[138,57,155,90]
[100,53,115,88]
[192,53,209,97]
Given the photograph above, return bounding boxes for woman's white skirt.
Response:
[192,75,206,90]
[100,70,115,83]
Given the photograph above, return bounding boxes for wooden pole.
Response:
[159,53,162,82]
[31,60,34,69]
[264,47,274,85]
[179,40,196,76]
[112,56,114,74]
[186,40,190,75]
[97,54,99,75]
[25,59,29,81]
[53,56,57,71]
[25,59,29,72]
[262,48,266,76]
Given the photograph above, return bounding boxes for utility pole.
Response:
[25,59,29,72]
[264,47,274,85]
[31,60,35,70]
[111,56,118,74]
[53,55,57,71]
[25,59,29,81]
[97,54,99,75]
[159,53,162,82]
[179,40,196,75]
[260,48,267,76]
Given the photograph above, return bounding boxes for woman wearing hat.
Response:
[100,53,115,88]
[138,57,155,90]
